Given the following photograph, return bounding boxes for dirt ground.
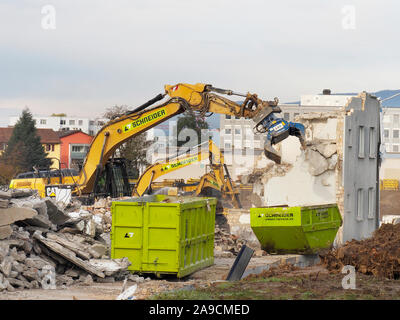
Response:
[380,190,400,217]
[2,258,400,300]
[154,265,400,300]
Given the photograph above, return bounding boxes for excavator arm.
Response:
[132,140,213,197]
[76,83,306,195]
[132,138,242,208]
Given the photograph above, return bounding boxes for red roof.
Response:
[0,127,60,144]
[57,129,93,138]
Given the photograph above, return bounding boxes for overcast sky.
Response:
[0,0,399,118]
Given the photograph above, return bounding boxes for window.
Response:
[225,115,231,119]
[235,128,241,135]
[393,130,399,138]
[224,143,231,149]
[369,127,376,158]
[40,119,47,125]
[283,113,290,121]
[394,114,399,124]
[72,146,84,152]
[89,121,95,125]
[225,128,231,135]
[368,188,375,219]
[393,145,399,152]
[294,113,300,118]
[384,129,389,138]
[357,189,364,221]
[46,144,54,152]
[234,116,240,120]
[97,121,105,126]
[69,120,75,125]
[78,120,83,126]
[60,120,66,125]
[89,130,94,136]
[358,126,365,158]
[347,128,352,147]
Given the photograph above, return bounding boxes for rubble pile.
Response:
[0,189,131,292]
[320,223,400,279]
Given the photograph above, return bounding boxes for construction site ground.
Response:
[380,190,400,217]
[1,261,400,300]
[1,191,399,300]
[1,254,400,300]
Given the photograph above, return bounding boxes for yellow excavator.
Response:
[132,139,242,208]
[9,83,306,201]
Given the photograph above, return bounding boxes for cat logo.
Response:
[45,187,58,198]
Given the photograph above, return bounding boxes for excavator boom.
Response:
[132,139,242,209]
[68,82,305,196]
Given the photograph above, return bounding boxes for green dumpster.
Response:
[111,195,216,278]
[250,204,342,254]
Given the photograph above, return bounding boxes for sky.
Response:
[0,0,399,119]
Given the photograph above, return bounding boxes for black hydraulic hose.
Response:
[126,93,165,115]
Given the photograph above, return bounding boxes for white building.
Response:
[9,115,108,136]
[381,107,400,153]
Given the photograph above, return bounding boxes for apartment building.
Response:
[382,108,400,153]
[9,115,108,136]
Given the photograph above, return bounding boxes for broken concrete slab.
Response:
[46,233,92,260]
[0,199,9,208]
[88,258,131,277]
[0,190,12,200]
[32,201,48,217]
[0,206,38,226]
[33,232,105,278]
[0,225,13,240]
[88,243,107,259]
[305,149,329,176]
[23,213,53,229]
[45,199,70,226]
[0,256,13,277]
[10,189,35,198]
[315,143,337,158]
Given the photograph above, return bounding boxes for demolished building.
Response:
[244,92,382,244]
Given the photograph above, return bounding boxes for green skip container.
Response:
[111,195,216,278]
[250,204,342,254]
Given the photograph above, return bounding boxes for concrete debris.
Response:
[0,226,13,240]
[116,284,137,300]
[0,191,12,200]
[305,149,329,176]
[45,199,70,226]
[0,189,132,292]
[0,207,38,227]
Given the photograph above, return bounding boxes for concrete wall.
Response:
[341,93,381,243]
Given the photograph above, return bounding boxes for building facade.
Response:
[8,115,108,136]
[0,127,61,169]
[58,130,93,170]
[381,107,400,153]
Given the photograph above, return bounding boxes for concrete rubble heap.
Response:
[0,189,131,292]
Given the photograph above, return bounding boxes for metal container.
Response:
[111,195,216,277]
[250,204,342,254]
